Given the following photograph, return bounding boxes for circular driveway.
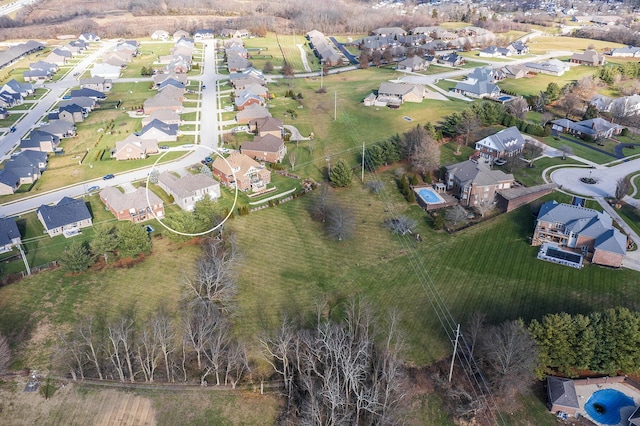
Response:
[551,157,640,198]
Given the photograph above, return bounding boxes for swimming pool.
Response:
[416,187,445,205]
[584,388,635,425]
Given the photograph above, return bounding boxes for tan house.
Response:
[143,92,183,114]
[377,82,425,104]
[241,134,287,163]
[248,117,283,137]
[445,160,514,207]
[100,186,165,222]
[532,200,627,268]
[157,172,220,211]
[141,110,181,127]
[113,135,159,160]
[212,152,271,193]
[236,104,271,124]
[570,49,605,66]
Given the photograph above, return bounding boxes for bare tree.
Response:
[559,93,583,119]
[54,333,83,381]
[474,200,495,217]
[384,216,417,235]
[224,342,249,388]
[505,97,528,120]
[106,317,137,383]
[559,144,574,160]
[445,205,468,226]
[153,309,177,382]
[288,151,296,171]
[310,184,332,223]
[365,180,384,194]
[615,177,631,203]
[456,110,480,146]
[136,317,162,382]
[410,134,440,176]
[326,204,356,241]
[478,320,538,397]
[77,316,104,380]
[185,238,239,313]
[464,312,486,357]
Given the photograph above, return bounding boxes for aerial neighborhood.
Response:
[2,0,640,423]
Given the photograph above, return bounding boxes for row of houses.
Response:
[0,150,47,195]
[150,28,248,42]
[224,37,251,73]
[0,40,45,70]
[478,41,529,57]
[91,39,139,79]
[156,37,193,74]
[306,30,343,67]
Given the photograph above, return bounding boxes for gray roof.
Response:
[537,201,626,255]
[140,119,178,137]
[378,82,424,97]
[0,217,20,247]
[0,169,19,188]
[236,104,271,120]
[454,80,499,97]
[4,150,46,178]
[70,88,106,99]
[447,160,514,187]
[476,126,526,154]
[547,377,579,409]
[37,197,91,230]
[0,40,44,69]
[629,406,640,426]
[158,172,219,200]
[551,117,623,136]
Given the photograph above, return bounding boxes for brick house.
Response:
[241,134,287,163]
[100,186,164,222]
[445,160,514,207]
[474,126,526,160]
[532,200,627,267]
[157,172,220,211]
[212,152,271,193]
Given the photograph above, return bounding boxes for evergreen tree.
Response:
[90,225,119,263]
[329,160,353,187]
[117,221,152,258]
[545,82,560,101]
[583,103,598,120]
[61,240,93,272]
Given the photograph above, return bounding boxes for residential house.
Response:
[37,197,93,238]
[20,130,59,152]
[501,64,529,79]
[79,33,100,43]
[165,57,191,74]
[453,79,500,99]
[230,75,266,91]
[570,49,605,66]
[227,53,250,72]
[547,377,580,416]
[525,59,570,76]
[194,29,214,40]
[38,120,76,138]
[0,40,45,70]
[0,169,19,194]
[23,69,51,82]
[157,78,185,91]
[0,217,21,253]
[157,172,220,211]
[58,104,86,123]
[236,104,271,124]
[91,63,121,79]
[69,88,106,100]
[229,67,265,88]
[551,117,623,140]
[306,30,342,66]
[445,160,515,207]
[241,134,287,163]
[100,186,165,222]
[610,46,640,57]
[509,41,529,54]
[1,150,47,187]
[212,152,271,193]
[241,82,268,99]
[156,84,185,100]
[60,97,97,112]
[0,107,8,119]
[151,30,170,41]
[591,94,640,117]
[220,29,249,38]
[532,200,627,267]
[137,119,179,142]
[102,51,130,67]
[113,134,159,160]
[2,79,33,97]
[173,30,190,41]
[438,53,464,67]
[478,46,514,57]
[153,72,188,87]
[143,92,183,114]
[235,89,264,110]
[141,110,181,127]
[371,27,407,37]
[474,127,527,160]
[377,82,425,104]
[46,48,71,66]
[79,76,113,92]
[397,56,428,72]
[248,116,283,137]
[29,60,58,74]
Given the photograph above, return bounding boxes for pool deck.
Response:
[574,382,640,426]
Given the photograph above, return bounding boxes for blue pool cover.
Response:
[585,389,634,425]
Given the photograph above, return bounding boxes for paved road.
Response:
[1,39,225,217]
[550,158,640,198]
[330,36,358,65]
[0,41,117,161]
[296,44,311,72]
[0,0,36,17]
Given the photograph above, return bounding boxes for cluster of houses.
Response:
[306,30,343,66]
[0,40,45,71]
[351,25,495,58]
[92,38,138,79]
[591,93,640,117]
[478,40,529,57]
[0,78,35,110]
[224,37,252,73]
[156,35,193,74]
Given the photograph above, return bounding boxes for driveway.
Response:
[550,158,640,198]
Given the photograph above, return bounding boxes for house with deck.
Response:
[212,152,271,193]
[551,117,623,140]
[37,197,93,238]
[100,186,164,222]
[445,160,515,207]
[157,172,220,211]
[241,134,287,163]
[474,126,526,160]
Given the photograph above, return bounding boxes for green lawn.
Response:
[617,204,640,237]
[526,35,625,55]
[498,66,599,97]
[542,135,617,164]
[513,156,583,187]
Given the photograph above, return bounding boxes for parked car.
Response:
[159,145,169,150]
[494,159,506,166]
[62,95,71,100]
[202,85,206,89]
[102,173,115,180]
[204,156,213,163]
[87,185,100,192]
[9,126,16,133]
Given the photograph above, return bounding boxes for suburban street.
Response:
[0,39,224,217]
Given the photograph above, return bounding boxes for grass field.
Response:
[498,65,599,96]
[526,35,626,55]
[541,135,617,164]
[243,32,320,74]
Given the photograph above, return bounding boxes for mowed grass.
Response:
[498,65,599,97]
[541,135,617,164]
[226,180,640,366]
[526,35,626,55]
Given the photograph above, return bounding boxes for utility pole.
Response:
[19,244,30,276]
[361,141,365,182]
[448,324,461,383]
